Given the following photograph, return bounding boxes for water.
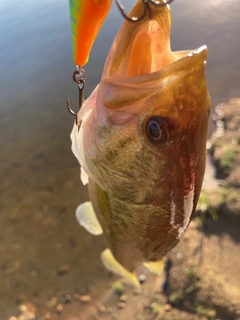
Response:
[0,0,240,317]
[1,0,239,117]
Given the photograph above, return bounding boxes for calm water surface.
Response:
[1,0,240,113]
[0,0,240,316]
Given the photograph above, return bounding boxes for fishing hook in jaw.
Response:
[115,0,175,22]
[67,66,86,128]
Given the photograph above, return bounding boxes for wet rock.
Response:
[56,304,63,315]
[63,294,71,304]
[79,294,91,302]
[163,304,171,312]
[17,303,36,320]
[59,294,71,304]
[132,288,141,295]
[58,264,69,275]
[138,274,147,284]
[120,294,128,302]
[176,252,183,260]
[19,305,28,313]
[117,302,126,309]
[44,312,52,320]
[98,305,116,316]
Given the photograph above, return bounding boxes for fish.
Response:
[69,0,113,67]
[70,0,210,288]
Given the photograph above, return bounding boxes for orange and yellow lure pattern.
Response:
[69,0,113,67]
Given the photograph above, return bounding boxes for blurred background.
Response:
[1,0,240,319]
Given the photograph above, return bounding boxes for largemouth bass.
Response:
[71,0,210,288]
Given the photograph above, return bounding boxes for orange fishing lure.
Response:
[69,0,113,67]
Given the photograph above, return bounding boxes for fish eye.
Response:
[146,116,171,144]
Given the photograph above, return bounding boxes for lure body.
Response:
[69,0,113,66]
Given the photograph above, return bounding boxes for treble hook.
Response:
[67,66,86,126]
[115,0,175,22]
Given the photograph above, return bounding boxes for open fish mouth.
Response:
[96,0,208,110]
[100,1,207,82]
[101,1,173,80]
[99,46,208,109]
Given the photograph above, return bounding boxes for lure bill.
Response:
[70,1,210,288]
[69,0,113,67]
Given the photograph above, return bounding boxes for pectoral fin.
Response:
[80,167,89,185]
[101,249,140,289]
[75,201,103,235]
[143,259,165,275]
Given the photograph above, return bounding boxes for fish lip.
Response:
[100,46,208,109]
[168,45,208,75]
[111,45,208,83]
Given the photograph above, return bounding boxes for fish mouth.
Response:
[99,46,208,109]
[102,1,174,80]
[99,1,208,109]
